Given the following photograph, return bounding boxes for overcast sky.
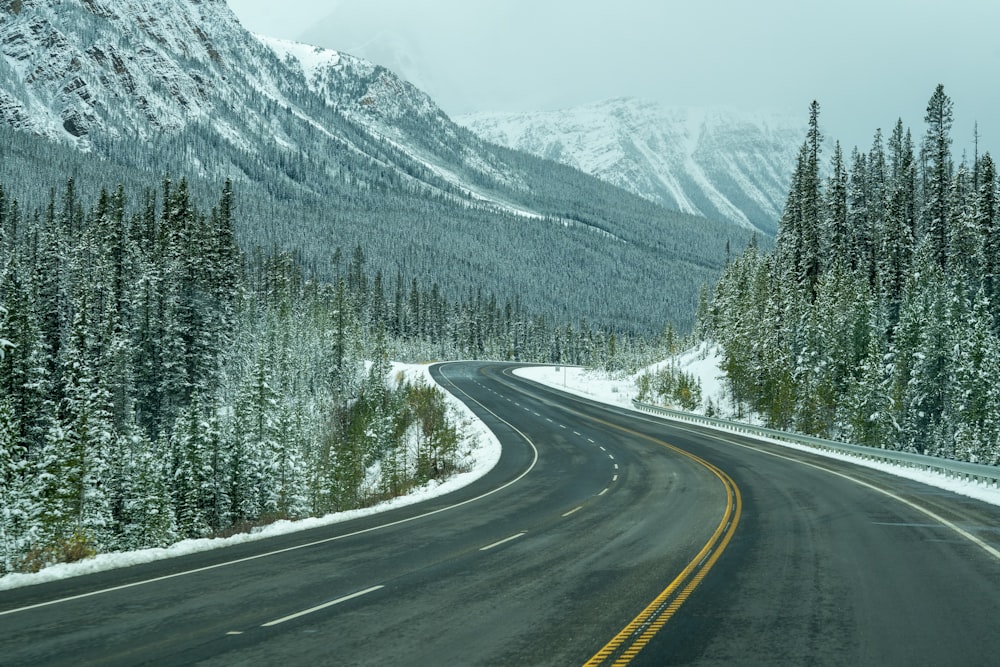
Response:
[228,0,1000,156]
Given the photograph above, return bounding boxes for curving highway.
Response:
[1,361,999,665]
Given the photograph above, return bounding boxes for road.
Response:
[1,361,999,665]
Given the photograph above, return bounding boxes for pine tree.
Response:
[822,142,849,268]
[895,242,950,454]
[57,304,116,550]
[881,122,917,321]
[976,153,1000,311]
[170,395,214,539]
[847,315,896,449]
[0,397,29,572]
[946,165,982,289]
[117,431,177,549]
[922,84,954,268]
[944,290,1000,464]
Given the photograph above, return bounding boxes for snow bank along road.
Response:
[2,362,999,665]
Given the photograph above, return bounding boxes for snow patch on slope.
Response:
[459,99,806,235]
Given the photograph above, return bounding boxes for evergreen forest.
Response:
[707,86,1000,465]
[0,174,657,574]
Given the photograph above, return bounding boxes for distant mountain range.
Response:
[0,0,757,333]
[459,99,806,235]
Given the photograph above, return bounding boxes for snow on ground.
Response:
[7,350,997,591]
[0,363,500,592]
[515,345,1000,508]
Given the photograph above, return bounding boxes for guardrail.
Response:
[631,399,1000,489]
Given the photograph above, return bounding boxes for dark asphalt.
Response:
[1,361,998,666]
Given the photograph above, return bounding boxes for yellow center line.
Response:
[579,419,743,667]
[491,366,742,664]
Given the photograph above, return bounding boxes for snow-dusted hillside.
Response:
[0,0,512,203]
[0,0,749,333]
[459,99,806,235]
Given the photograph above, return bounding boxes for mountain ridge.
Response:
[458,98,805,235]
[0,0,749,333]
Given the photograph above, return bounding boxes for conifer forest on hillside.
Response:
[707,86,1000,465]
[0,173,656,573]
[2,84,998,575]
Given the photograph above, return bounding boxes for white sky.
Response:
[227,0,1000,157]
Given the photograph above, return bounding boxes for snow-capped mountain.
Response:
[0,0,748,332]
[0,0,256,144]
[459,99,806,235]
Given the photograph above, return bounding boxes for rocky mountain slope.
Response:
[459,99,806,235]
[0,0,749,333]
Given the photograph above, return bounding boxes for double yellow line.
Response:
[583,426,743,666]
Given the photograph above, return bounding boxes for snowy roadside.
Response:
[514,346,1000,508]
[0,363,501,592]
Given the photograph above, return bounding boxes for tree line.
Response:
[0,173,668,573]
[706,86,1000,465]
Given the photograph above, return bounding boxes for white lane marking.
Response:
[546,418,553,423]
[226,631,243,636]
[480,532,527,551]
[261,586,384,627]
[562,506,583,517]
[613,474,618,482]
[588,439,595,444]
[573,431,582,436]
[0,369,543,618]
[872,522,944,528]
[559,424,567,429]
[598,488,609,496]
[599,446,606,452]
[671,423,1000,564]
[614,463,619,470]
[608,454,615,460]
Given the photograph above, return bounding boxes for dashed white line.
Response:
[261,586,384,627]
[562,506,583,517]
[588,438,595,444]
[480,532,527,551]
[613,474,618,482]
[573,431,582,436]
[598,488,609,496]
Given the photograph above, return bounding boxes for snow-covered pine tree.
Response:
[943,290,1000,464]
[846,311,896,450]
[117,430,177,550]
[946,165,983,291]
[922,84,954,268]
[0,397,29,572]
[822,142,849,269]
[975,154,1000,312]
[895,242,951,454]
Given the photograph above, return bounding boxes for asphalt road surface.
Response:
[2,361,998,666]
